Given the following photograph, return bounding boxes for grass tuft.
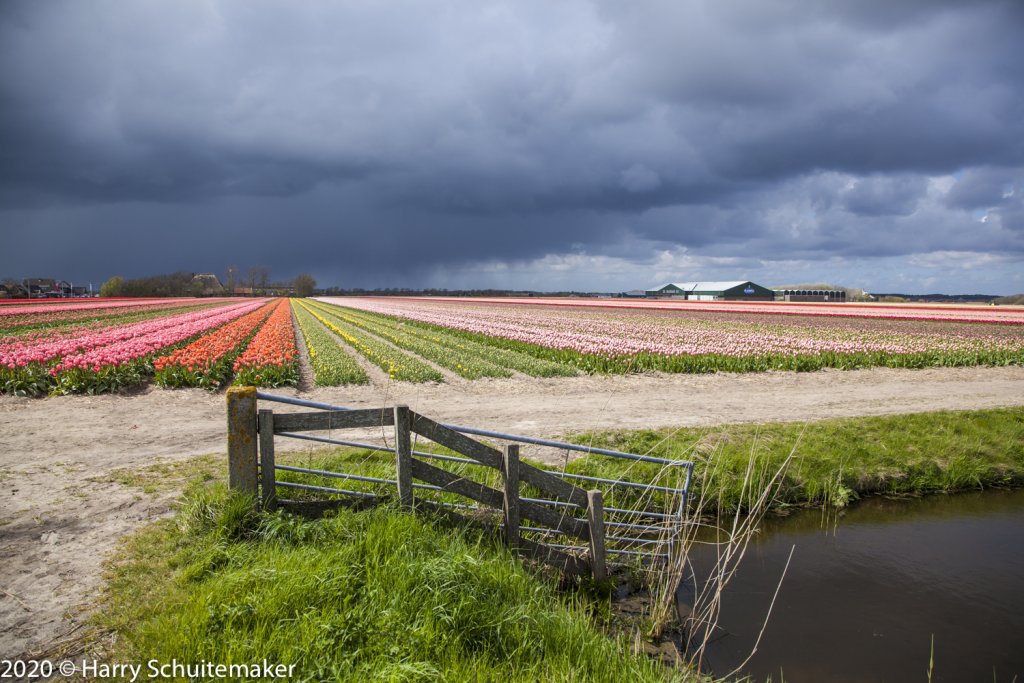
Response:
[570,407,1024,512]
[99,484,692,682]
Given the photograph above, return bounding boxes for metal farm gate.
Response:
[226,387,694,580]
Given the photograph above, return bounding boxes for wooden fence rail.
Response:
[226,388,607,580]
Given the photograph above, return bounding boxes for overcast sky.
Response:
[2,0,1023,294]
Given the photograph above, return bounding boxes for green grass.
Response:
[103,454,221,494]
[567,407,1024,512]
[93,407,1023,682]
[99,482,690,682]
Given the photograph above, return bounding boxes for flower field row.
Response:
[293,302,369,385]
[47,300,270,394]
[0,296,143,307]
[4,300,261,371]
[154,302,277,389]
[305,300,511,379]
[3,293,1020,395]
[403,296,1024,325]
[0,298,315,395]
[0,297,236,319]
[0,298,220,334]
[232,299,300,387]
[317,297,1024,374]
[0,304,219,358]
[294,300,443,382]
[306,300,573,378]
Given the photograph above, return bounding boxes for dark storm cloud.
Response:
[1,0,1023,292]
[944,168,1018,210]
[841,176,928,217]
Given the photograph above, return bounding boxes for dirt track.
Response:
[2,365,1023,657]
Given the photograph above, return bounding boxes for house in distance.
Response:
[645,281,775,301]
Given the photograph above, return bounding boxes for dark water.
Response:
[689,489,1024,682]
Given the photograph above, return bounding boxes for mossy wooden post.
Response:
[226,386,258,496]
[586,489,607,582]
[258,409,276,511]
[502,444,521,548]
[394,405,413,508]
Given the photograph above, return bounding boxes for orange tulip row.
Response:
[154,301,276,388]
[232,299,299,387]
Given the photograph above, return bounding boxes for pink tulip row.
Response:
[47,300,271,376]
[0,297,237,318]
[1,300,267,372]
[0,298,217,331]
[319,297,1024,359]
[0,302,219,354]
[396,296,1024,325]
[0,296,141,306]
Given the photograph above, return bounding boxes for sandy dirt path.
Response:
[1,365,1023,657]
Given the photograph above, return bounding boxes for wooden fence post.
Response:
[226,386,258,495]
[258,409,276,511]
[394,405,413,508]
[502,444,521,548]
[586,490,607,582]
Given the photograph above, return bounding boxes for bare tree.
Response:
[247,265,270,295]
[225,265,238,294]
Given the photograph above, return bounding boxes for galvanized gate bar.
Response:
[552,471,687,494]
[276,480,379,498]
[255,391,691,466]
[276,431,394,452]
[276,463,398,486]
[258,409,276,511]
[254,391,693,567]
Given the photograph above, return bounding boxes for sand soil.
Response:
[2,365,1023,658]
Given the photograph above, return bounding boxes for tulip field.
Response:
[0,297,291,395]
[317,296,1024,374]
[1,295,1022,396]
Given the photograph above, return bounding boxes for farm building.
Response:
[645,281,775,301]
[191,273,225,295]
[0,282,27,299]
[23,278,58,297]
[773,288,847,302]
[20,278,88,298]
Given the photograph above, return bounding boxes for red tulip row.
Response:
[154,301,277,389]
[232,299,299,387]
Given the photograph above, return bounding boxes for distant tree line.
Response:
[99,268,317,298]
[872,293,1004,303]
[100,272,208,297]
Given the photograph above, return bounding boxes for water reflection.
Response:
[689,489,1024,682]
